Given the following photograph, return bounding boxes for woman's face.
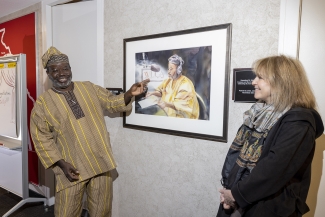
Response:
[252,74,271,104]
[168,63,178,80]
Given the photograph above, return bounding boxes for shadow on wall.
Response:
[305,134,325,217]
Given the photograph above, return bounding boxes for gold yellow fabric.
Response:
[156,75,199,119]
[30,81,133,192]
[54,171,112,217]
[41,46,69,69]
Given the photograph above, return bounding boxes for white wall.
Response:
[52,1,98,84]
[103,0,281,216]
[299,1,325,216]
[278,1,325,216]
[299,0,325,123]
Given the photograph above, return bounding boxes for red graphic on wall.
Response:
[0,13,39,185]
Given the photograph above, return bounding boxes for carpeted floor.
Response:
[0,187,90,216]
[0,187,54,217]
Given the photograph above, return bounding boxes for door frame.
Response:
[278,0,301,58]
[41,0,104,87]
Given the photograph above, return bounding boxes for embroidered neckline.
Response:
[51,82,85,119]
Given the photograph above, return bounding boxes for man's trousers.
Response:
[54,171,112,217]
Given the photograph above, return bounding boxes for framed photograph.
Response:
[123,24,232,142]
[232,68,257,103]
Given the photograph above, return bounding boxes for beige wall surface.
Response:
[103,0,281,216]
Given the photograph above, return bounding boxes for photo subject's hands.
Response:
[219,188,236,209]
[146,90,162,98]
[157,100,175,110]
[56,160,80,182]
[145,92,153,98]
[157,100,168,109]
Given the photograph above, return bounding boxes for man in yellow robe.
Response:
[30,46,148,217]
[146,54,199,119]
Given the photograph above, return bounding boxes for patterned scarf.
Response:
[233,103,289,171]
[243,103,289,133]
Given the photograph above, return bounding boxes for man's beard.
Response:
[169,73,180,80]
[50,76,72,89]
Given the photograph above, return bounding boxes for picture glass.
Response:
[134,46,211,120]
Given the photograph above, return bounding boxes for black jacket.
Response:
[218,107,324,217]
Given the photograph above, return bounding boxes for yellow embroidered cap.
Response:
[42,46,69,69]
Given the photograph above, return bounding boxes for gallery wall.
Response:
[103,0,281,216]
[3,1,323,216]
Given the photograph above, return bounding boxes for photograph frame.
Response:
[123,24,232,142]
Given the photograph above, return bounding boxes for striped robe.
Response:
[156,75,199,119]
[30,81,132,192]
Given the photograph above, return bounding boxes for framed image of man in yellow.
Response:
[123,23,232,142]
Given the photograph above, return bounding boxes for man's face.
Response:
[47,62,72,90]
[168,63,178,80]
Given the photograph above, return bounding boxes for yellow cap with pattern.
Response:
[42,46,69,69]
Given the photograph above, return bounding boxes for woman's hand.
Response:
[220,193,231,209]
[219,188,236,209]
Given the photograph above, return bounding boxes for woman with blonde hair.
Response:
[217,55,324,217]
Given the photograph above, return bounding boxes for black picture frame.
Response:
[123,24,232,142]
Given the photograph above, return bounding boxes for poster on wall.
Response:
[0,62,16,138]
[124,24,232,142]
[0,13,38,184]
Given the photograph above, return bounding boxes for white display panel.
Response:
[0,149,22,196]
[0,61,17,138]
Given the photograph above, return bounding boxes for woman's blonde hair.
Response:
[253,55,316,112]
